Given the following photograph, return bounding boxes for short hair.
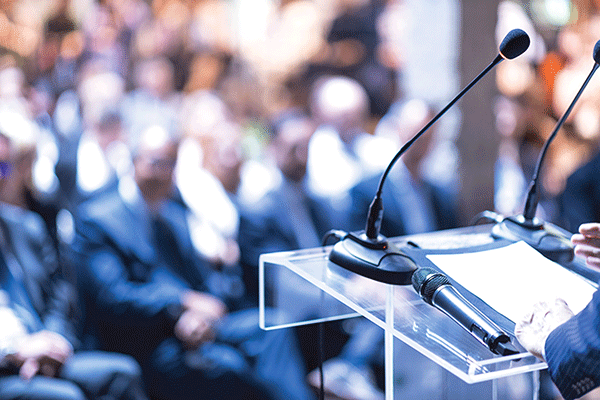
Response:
[268,108,312,141]
[129,125,180,160]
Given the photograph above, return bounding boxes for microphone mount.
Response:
[328,29,531,285]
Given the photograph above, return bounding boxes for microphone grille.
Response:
[594,40,600,64]
[411,267,450,302]
[499,29,530,60]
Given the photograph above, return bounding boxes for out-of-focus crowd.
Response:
[0,0,600,399]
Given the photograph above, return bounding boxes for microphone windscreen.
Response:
[411,267,450,302]
[499,29,530,60]
[594,40,600,64]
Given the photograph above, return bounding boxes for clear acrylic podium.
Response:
[258,225,596,399]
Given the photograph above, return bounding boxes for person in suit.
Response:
[239,110,342,273]
[0,131,148,400]
[238,110,384,400]
[305,76,388,206]
[516,222,600,400]
[73,125,314,400]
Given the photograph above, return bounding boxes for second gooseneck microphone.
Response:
[491,39,600,263]
[327,29,531,285]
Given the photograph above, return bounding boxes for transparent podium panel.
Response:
[390,335,541,400]
[259,227,547,385]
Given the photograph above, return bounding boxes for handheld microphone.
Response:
[412,267,519,356]
[491,39,600,263]
[328,29,531,285]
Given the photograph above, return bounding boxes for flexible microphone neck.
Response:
[366,29,531,240]
[490,40,600,263]
[522,61,600,222]
[328,29,529,286]
[365,54,504,239]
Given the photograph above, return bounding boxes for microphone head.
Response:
[594,40,600,64]
[411,267,450,303]
[499,29,530,60]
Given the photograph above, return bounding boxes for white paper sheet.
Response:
[426,241,597,323]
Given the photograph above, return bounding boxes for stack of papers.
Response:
[427,241,597,323]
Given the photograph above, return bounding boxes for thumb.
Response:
[19,358,40,381]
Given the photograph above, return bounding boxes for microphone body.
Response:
[412,267,518,356]
[491,41,600,263]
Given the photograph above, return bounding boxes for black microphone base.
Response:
[491,215,574,263]
[328,231,417,285]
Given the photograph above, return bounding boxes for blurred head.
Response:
[203,120,243,194]
[95,108,124,151]
[376,99,436,175]
[134,57,175,99]
[132,125,179,204]
[309,75,369,144]
[270,111,315,183]
[0,111,39,190]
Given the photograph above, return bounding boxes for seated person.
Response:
[238,110,382,400]
[72,125,314,400]
[0,131,148,400]
[239,110,343,281]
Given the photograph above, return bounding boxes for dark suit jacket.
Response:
[347,172,459,237]
[239,184,342,267]
[0,203,80,348]
[559,150,600,232]
[545,288,600,400]
[73,191,213,358]
[238,182,342,300]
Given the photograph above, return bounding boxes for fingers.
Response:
[174,310,216,349]
[572,234,600,249]
[19,358,39,381]
[573,243,600,268]
[579,223,600,237]
[515,298,574,361]
[572,224,600,268]
[181,291,227,320]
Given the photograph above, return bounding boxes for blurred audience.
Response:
[72,125,314,400]
[177,95,248,307]
[0,129,148,400]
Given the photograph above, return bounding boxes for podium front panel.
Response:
[259,226,547,383]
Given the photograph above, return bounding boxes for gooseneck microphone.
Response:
[491,39,600,263]
[327,29,531,285]
[412,267,519,356]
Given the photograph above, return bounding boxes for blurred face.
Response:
[203,123,243,194]
[133,135,178,204]
[273,117,314,183]
[96,120,123,151]
[395,101,435,172]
